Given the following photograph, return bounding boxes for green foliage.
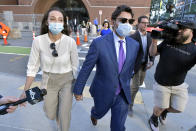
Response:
[190,3,196,13]
[0,46,31,55]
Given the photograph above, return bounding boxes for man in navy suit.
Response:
[73,5,139,131]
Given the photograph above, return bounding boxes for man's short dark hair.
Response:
[138,16,149,23]
[178,19,196,30]
[111,5,134,21]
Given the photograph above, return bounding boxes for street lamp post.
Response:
[99,10,102,27]
[181,0,187,20]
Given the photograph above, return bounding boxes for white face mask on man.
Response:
[116,22,132,37]
[48,22,64,35]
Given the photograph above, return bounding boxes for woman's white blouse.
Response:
[27,33,79,79]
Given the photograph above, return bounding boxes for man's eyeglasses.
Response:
[50,43,58,57]
[117,18,135,24]
[140,22,149,25]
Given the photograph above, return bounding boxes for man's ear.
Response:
[112,20,115,26]
[112,20,116,29]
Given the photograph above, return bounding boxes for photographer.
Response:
[148,20,196,131]
[0,95,18,114]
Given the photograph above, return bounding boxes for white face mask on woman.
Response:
[48,22,64,35]
[116,22,132,37]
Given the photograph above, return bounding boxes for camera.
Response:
[150,19,196,43]
[150,20,179,40]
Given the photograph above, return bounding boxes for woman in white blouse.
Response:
[20,7,79,131]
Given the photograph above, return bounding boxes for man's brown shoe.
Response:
[91,116,97,126]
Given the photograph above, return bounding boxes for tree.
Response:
[150,0,176,24]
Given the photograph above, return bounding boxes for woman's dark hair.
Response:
[102,21,110,28]
[111,5,134,21]
[138,16,148,23]
[40,7,70,35]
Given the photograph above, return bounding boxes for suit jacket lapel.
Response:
[146,33,151,50]
[120,37,131,73]
[106,33,118,72]
[136,31,142,46]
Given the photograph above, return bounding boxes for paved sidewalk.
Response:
[0,32,196,131]
[0,72,196,131]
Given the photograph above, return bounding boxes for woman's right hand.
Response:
[19,91,27,107]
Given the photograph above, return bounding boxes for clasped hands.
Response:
[74,94,83,101]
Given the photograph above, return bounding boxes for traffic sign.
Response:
[99,10,102,15]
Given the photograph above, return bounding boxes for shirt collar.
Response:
[139,30,147,36]
[113,32,126,43]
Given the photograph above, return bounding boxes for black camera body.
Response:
[151,20,179,40]
[150,19,196,43]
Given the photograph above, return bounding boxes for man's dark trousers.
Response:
[91,91,128,131]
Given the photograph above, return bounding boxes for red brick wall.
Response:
[0,0,37,14]
[34,0,58,14]
[18,0,33,5]
[81,0,151,24]
[0,0,17,5]
[87,0,151,6]
[0,0,151,23]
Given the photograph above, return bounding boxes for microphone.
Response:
[0,87,47,115]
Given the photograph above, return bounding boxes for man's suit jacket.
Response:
[73,32,139,110]
[131,30,154,73]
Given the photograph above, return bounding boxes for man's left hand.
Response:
[74,94,83,101]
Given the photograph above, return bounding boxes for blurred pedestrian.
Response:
[20,7,79,131]
[66,16,73,36]
[99,21,112,36]
[81,20,86,35]
[94,17,98,33]
[86,21,91,35]
[128,16,154,116]
[73,18,77,34]
[73,5,139,131]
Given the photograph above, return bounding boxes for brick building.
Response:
[0,0,151,31]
